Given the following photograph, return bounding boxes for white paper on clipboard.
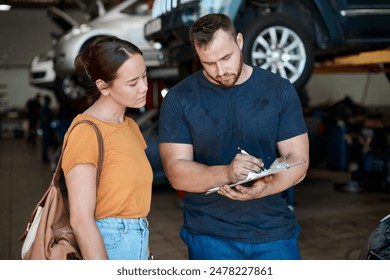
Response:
[205,157,305,195]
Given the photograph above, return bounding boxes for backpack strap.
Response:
[19,120,104,242]
[52,119,104,187]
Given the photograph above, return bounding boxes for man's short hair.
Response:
[189,13,237,48]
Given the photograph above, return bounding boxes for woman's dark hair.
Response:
[189,13,237,48]
[75,35,143,96]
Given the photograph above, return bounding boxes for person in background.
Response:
[40,95,53,163]
[158,13,310,260]
[25,93,41,145]
[61,35,153,260]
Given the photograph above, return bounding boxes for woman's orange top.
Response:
[61,114,153,220]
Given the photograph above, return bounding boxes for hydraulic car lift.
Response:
[314,48,390,74]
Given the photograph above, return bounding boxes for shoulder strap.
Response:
[52,119,104,187]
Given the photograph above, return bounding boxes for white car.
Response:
[29,5,79,91]
[54,0,163,102]
[29,50,56,90]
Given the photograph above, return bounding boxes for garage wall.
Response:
[307,72,389,107]
[0,67,54,111]
[0,8,86,111]
[0,9,86,66]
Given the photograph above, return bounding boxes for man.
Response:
[158,13,309,260]
[40,95,53,163]
[26,93,42,145]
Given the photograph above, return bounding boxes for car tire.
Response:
[241,15,314,91]
[55,73,88,103]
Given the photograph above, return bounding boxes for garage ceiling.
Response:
[1,0,88,9]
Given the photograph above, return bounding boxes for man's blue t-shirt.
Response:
[158,67,307,243]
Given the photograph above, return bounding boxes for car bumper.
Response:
[145,5,199,64]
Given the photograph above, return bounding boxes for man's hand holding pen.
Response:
[226,147,264,182]
[220,147,273,201]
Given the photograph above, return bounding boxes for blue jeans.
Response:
[180,226,301,260]
[96,217,149,260]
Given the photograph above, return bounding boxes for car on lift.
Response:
[29,5,81,91]
[53,0,163,103]
[29,50,56,90]
[145,0,390,91]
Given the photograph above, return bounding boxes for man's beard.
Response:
[207,53,243,87]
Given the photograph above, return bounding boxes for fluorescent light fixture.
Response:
[0,4,11,11]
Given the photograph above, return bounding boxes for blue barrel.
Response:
[324,120,349,170]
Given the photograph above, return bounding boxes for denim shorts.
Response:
[180,226,301,260]
[96,217,149,260]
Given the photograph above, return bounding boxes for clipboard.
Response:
[205,157,306,195]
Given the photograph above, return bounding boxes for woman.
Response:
[61,35,153,260]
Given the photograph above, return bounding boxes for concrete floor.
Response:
[1,137,389,260]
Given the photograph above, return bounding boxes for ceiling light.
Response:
[0,4,11,11]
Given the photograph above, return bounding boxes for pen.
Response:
[238,147,249,155]
[238,147,264,171]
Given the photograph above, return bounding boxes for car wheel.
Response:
[55,73,87,102]
[242,15,314,91]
